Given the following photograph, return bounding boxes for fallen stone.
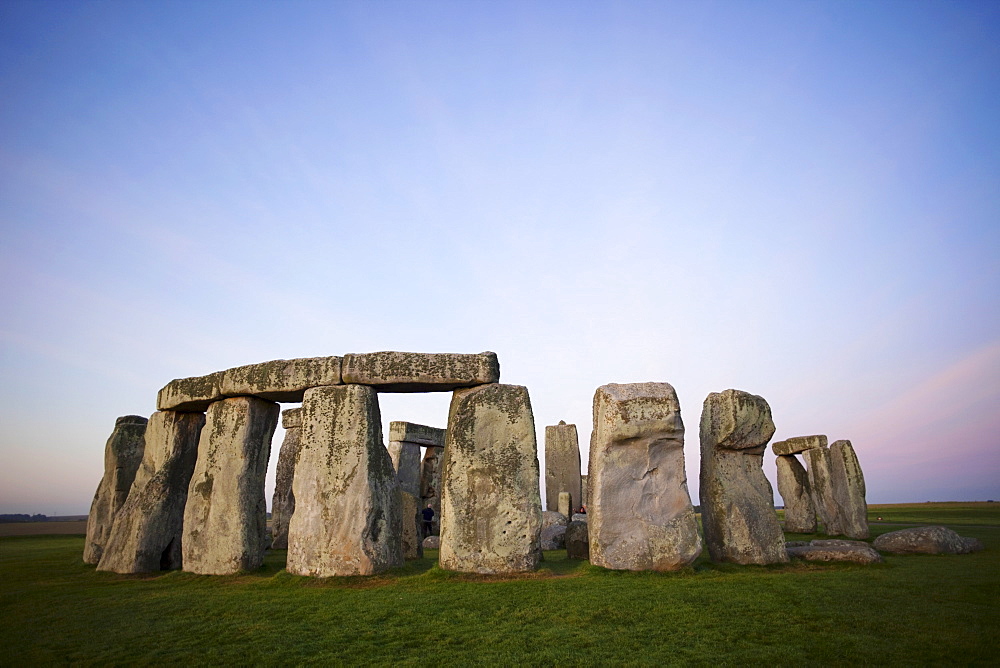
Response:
[401,491,424,560]
[287,385,402,576]
[699,389,788,565]
[439,383,541,574]
[388,440,422,498]
[389,421,446,447]
[422,535,441,549]
[772,435,828,457]
[182,396,279,575]
[542,510,568,530]
[541,524,568,550]
[571,513,588,523]
[872,526,985,555]
[420,446,444,535]
[156,357,342,411]
[566,520,589,560]
[84,416,148,565]
[589,382,702,571]
[786,539,883,564]
[270,408,303,550]
[342,351,500,392]
[545,421,581,513]
[802,445,845,536]
[97,411,205,573]
[830,440,869,539]
[776,455,816,533]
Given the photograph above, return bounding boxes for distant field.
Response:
[0,521,87,537]
[1,502,996,664]
[868,502,1000,526]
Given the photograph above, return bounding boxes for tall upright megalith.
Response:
[439,383,541,574]
[830,439,868,539]
[287,385,403,576]
[802,441,844,536]
[97,411,205,573]
[182,396,279,575]
[699,389,787,564]
[775,455,816,533]
[545,421,581,513]
[588,383,701,571]
[84,415,148,565]
[270,408,303,550]
[420,445,445,535]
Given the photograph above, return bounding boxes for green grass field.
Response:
[1,503,997,665]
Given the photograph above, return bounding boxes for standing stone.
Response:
[581,474,589,508]
[565,520,590,560]
[420,446,444,535]
[830,440,868,539]
[97,411,205,573]
[84,416,148,564]
[287,385,403,576]
[699,389,788,564]
[182,396,279,575]
[545,421,581,513]
[400,491,424,560]
[439,383,541,574]
[558,491,573,518]
[802,444,845,536]
[775,455,816,533]
[270,408,302,550]
[588,383,702,571]
[388,441,422,498]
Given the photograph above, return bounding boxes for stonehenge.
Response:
[772,434,869,539]
[84,416,147,565]
[545,421,581,513]
[89,348,879,578]
[439,383,542,574]
[588,383,702,571]
[699,389,788,564]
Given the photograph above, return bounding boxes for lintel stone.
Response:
[772,434,828,456]
[389,421,446,447]
[342,351,499,392]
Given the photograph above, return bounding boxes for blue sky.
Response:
[1,0,997,514]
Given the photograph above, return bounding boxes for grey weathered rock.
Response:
[699,389,788,564]
[830,440,868,539]
[566,520,589,560]
[558,491,572,518]
[542,510,569,531]
[389,421,446,447]
[772,435,828,457]
[182,396,279,574]
[439,383,541,574]
[84,416,148,565]
[589,383,702,571]
[97,411,205,573]
[872,526,985,554]
[157,357,342,411]
[545,421,581,513]
[786,539,883,564]
[287,385,403,576]
[802,445,845,536]
[776,455,816,533]
[571,513,588,523]
[581,474,589,508]
[422,535,441,549]
[420,446,444,535]
[342,351,500,392]
[540,524,568,550]
[401,491,424,560]
[270,408,302,550]
[388,440,422,498]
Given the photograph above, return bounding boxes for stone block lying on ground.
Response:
[786,539,883,564]
[157,357,342,411]
[566,520,589,560]
[342,351,500,392]
[389,421,446,447]
[700,389,787,565]
[84,415,148,565]
[439,383,541,574]
[589,382,702,571]
[872,526,984,554]
[541,524,567,550]
[542,511,568,530]
[422,535,441,549]
[772,435,828,456]
[97,411,204,573]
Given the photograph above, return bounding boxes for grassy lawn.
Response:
[1,506,996,665]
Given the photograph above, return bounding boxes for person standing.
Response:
[421,504,435,537]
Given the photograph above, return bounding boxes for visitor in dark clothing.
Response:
[421,504,435,537]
